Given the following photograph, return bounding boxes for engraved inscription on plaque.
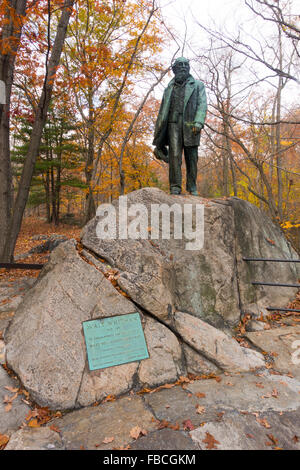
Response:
[82,312,149,371]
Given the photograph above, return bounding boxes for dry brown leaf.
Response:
[267,434,279,446]
[202,431,220,449]
[102,394,116,403]
[182,419,195,431]
[49,424,61,433]
[157,419,170,430]
[196,405,205,414]
[28,418,40,428]
[195,392,206,398]
[5,402,12,412]
[102,436,115,444]
[255,382,264,389]
[0,434,9,449]
[169,422,180,431]
[130,425,147,440]
[256,417,271,429]
[4,386,19,393]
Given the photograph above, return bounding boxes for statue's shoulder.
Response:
[165,78,175,89]
[193,77,205,87]
[187,76,205,89]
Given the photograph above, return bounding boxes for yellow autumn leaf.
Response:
[0,434,9,448]
[28,418,40,428]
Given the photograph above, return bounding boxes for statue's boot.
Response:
[170,188,181,195]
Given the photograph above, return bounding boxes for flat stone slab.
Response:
[0,366,30,435]
[190,409,300,450]
[184,372,300,413]
[143,386,221,427]
[246,326,300,378]
[5,427,65,450]
[130,428,199,450]
[51,395,157,450]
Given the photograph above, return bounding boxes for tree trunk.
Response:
[1,0,74,261]
[84,87,96,224]
[0,0,27,260]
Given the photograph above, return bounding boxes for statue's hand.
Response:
[192,123,203,135]
[154,146,169,163]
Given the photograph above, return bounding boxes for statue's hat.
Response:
[172,57,190,67]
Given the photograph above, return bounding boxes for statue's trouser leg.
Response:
[168,120,183,193]
[184,146,198,192]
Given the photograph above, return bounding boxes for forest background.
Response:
[0,0,299,264]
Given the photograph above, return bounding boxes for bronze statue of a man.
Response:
[153,57,207,195]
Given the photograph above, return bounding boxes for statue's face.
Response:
[172,59,190,83]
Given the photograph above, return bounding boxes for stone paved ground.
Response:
[1,279,300,451]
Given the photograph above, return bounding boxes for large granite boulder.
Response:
[4,188,297,411]
[82,188,299,328]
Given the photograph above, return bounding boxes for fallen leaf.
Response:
[196,405,205,414]
[202,431,220,449]
[157,419,170,430]
[5,402,12,412]
[255,382,265,389]
[102,436,115,444]
[25,409,39,421]
[3,391,18,411]
[102,395,116,403]
[28,418,40,428]
[0,434,9,449]
[130,426,147,440]
[182,419,195,431]
[49,424,60,433]
[246,433,254,439]
[113,444,131,450]
[169,422,180,431]
[256,417,271,429]
[4,386,19,393]
[292,435,299,443]
[267,434,279,446]
[271,389,279,398]
[195,392,206,398]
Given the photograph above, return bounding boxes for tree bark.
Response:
[0,0,27,260]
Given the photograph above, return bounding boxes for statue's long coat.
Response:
[153,75,207,148]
